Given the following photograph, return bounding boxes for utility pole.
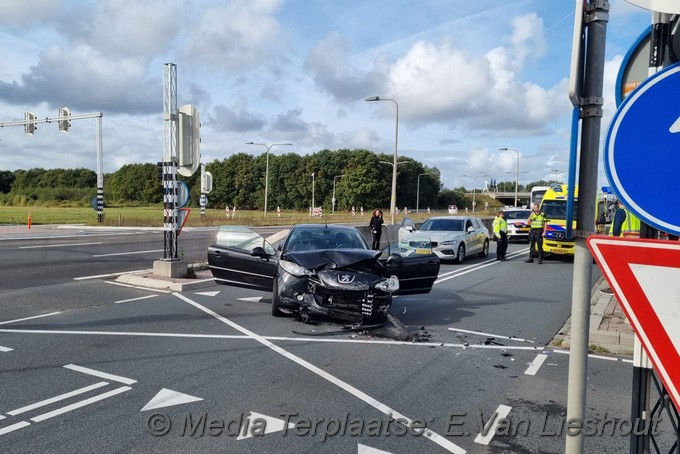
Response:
[565,1,608,453]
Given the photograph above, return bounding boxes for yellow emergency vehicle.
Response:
[539,184,578,256]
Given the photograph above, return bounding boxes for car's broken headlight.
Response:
[279,260,313,277]
[374,275,399,292]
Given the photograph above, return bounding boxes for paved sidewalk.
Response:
[551,276,635,357]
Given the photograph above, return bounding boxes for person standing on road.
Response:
[369,208,384,250]
[526,203,547,264]
[492,210,508,261]
[609,200,640,238]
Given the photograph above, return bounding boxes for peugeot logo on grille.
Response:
[555,232,565,240]
[338,273,355,283]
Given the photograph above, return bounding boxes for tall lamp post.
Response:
[332,174,345,215]
[416,173,429,213]
[246,141,292,218]
[366,96,398,225]
[311,172,315,214]
[499,147,520,207]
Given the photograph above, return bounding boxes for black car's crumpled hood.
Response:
[285,249,381,270]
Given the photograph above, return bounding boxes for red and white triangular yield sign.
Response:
[587,236,680,410]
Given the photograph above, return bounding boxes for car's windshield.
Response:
[286,227,369,251]
[542,200,578,220]
[504,210,531,220]
[419,219,464,231]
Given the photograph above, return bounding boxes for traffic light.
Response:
[58,107,71,132]
[24,112,36,135]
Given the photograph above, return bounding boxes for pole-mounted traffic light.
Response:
[24,112,36,135]
[58,107,71,132]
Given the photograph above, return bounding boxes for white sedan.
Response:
[398,216,490,263]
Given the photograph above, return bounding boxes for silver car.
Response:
[399,216,489,263]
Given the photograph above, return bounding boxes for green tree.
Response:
[0,170,15,193]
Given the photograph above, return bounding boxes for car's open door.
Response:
[380,233,440,295]
[208,226,277,292]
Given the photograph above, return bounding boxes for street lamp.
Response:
[550,169,562,183]
[246,141,292,218]
[499,147,520,207]
[416,173,430,213]
[332,174,345,215]
[366,96,398,225]
[462,172,489,213]
[311,172,315,214]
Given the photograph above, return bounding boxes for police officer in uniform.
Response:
[526,203,547,264]
[492,210,508,261]
[609,200,640,238]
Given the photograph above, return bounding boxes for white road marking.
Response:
[0,346,13,352]
[64,364,137,385]
[236,412,295,440]
[0,421,31,435]
[434,249,528,284]
[114,295,159,304]
[238,296,262,302]
[357,444,394,454]
[173,293,466,454]
[19,242,103,249]
[141,388,203,411]
[93,249,163,257]
[0,312,61,325]
[74,269,152,280]
[30,386,131,422]
[474,404,512,445]
[0,327,539,351]
[0,328,633,362]
[448,327,535,343]
[194,291,220,297]
[524,354,548,376]
[7,382,109,416]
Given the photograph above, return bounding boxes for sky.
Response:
[0,0,654,190]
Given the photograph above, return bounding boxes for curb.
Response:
[114,267,215,292]
[552,276,635,357]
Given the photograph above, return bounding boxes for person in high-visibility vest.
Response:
[526,203,547,264]
[609,200,640,238]
[492,210,508,261]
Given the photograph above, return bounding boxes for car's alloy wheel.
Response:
[479,239,489,258]
[456,244,466,263]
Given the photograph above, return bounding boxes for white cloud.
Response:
[181,0,285,70]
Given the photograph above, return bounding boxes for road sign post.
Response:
[588,236,680,412]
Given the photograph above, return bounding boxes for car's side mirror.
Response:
[467,226,474,233]
[386,253,404,268]
[250,246,269,261]
[405,225,414,232]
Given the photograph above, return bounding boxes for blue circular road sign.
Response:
[605,62,680,235]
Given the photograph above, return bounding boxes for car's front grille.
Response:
[311,286,390,316]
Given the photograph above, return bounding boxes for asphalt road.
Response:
[0,229,673,453]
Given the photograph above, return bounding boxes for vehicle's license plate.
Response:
[551,248,571,254]
[415,248,432,254]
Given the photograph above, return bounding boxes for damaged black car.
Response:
[207,224,440,324]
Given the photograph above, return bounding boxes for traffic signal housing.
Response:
[58,107,71,132]
[24,112,36,135]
